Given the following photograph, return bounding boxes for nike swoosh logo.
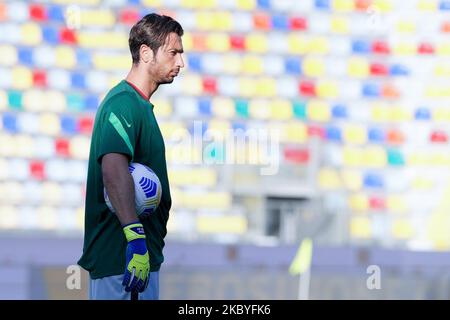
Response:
[121,115,132,128]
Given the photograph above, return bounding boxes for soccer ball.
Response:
[104,162,162,217]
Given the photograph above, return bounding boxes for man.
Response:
[78,13,184,300]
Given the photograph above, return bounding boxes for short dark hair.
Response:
[129,13,184,64]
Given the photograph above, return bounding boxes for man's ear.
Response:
[140,44,154,63]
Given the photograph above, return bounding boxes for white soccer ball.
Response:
[104,162,162,217]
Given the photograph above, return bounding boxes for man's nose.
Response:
[177,54,185,68]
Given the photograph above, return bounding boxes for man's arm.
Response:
[102,152,150,293]
[102,153,138,225]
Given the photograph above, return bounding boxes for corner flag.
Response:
[289,237,313,275]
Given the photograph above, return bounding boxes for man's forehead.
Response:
[163,33,183,50]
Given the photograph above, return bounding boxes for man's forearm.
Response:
[102,153,138,225]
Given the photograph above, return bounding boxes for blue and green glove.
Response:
[122,222,150,293]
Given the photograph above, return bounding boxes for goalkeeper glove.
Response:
[122,222,150,293]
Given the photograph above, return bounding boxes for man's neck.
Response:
[125,66,159,100]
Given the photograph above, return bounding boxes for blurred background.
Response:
[1,0,450,299]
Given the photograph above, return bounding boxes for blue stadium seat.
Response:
[76,49,91,68]
[326,126,342,142]
[187,54,203,72]
[84,95,99,112]
[390,64,410,76]
[315,0,331,10]
[363,173,384,188]
[439,1,450,10]
[257,0,271,9]
[2,113,18,133]
[42,26,59,45]
[331,104,348,119]
[272,15,289,30]
[48,5,65,23]
[351,40,370,54]
[18,47,33,65]
[415,107,431,120]
[60,115,77,135]
[198,98,212,116]
[368,128,385,143]
[362,83,381,98]
[71,72,86,89]
[285,57,302,74]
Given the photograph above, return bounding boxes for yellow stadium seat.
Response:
[239,78,257,97]
[212,98,235,119]
[182,32,193,51]
[270,99,293,120]
[392,42,416,55]
[159,121,187,139]
[333,0,355,11]
[197,214,247,234]
[417,0,437,11]
[183,191,231,209]
[396,20,416,33]
[343,124,367,145]
[0,134,14,157]
[80,9,115,27]
[308,37,329,54]
[37,206,58,230]
[391,219,414,239]
[256,78,276,97]
[249,99,271,119]
[350,216,372,238]
[349,193,369,211]
[286,122,308,143]
[411,177,434,190]
[237,0,256,10]
[303,57,325,77]
[169,169,217,187]
[0,90,7,111]
[78,31,128,49]
[0,205,19,229]
[389,107,411,122]
[3,182,23,205]
[288,34,308,54]
[181,74,202,95]
[373,0,393,12]
[12,66,32,90]
[343,147,363,166]
[212,12,232,30]
[307,100,330,122]
[93,53,130,71]
[14,135,33,158]
[241,55,263,74]
[348,57,369,77]
[0,45,17,66]
[341,170,362,191]
[318,168,341,189]
[386,195,407,213]
[55,46,76,69]
[70,136,91,160]
[245,34,268,53]
[53,0,101,4]
[39,113,60,136]
[198,0,217,9]
[153,99,172,118]
[208,120,231,140]
[223,54,241,74]
[196,11,214,30]
[371,104,390,122]
[206,33,230,52]
[317,80,338,98]
[436,43,450,56]
[75,206,84,231]
[363,146,387,167]
[42,182,63,205]
[330,16,350,33]
[21,23,42,46]
[143,0,162,6]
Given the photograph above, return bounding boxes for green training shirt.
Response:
[78,80,172,279]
